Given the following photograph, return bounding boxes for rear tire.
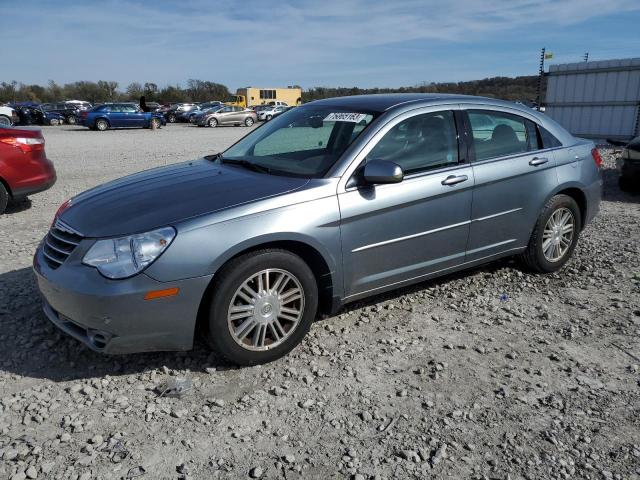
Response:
[66,115,77,125]
[205,249,318,366]
[95,119,109,131]
[244,117,254,127]
[0,183,9,214]
[150,118,161,129]
[519,194,581,273]
[0,115,11,127]
[167,114,177,123]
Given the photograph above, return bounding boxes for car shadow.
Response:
[4,198,32,214]
[0,257,515,383]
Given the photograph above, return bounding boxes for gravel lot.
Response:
[1,124,639,480]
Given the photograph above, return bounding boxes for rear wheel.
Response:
[66,115,76,125]
[519,194,581,273]
[150,118,161,129]
[167,114,177,123]
[244,117,254,127]
[0,115,11,127]
[208,118,218,128]
[205,249,318,366]
[95,119,109,131]
[0,182,8,214]
[49,118,60,126]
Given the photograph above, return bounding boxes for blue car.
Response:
[80,103,166,131]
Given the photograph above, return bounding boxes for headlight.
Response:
[83,227,176,279]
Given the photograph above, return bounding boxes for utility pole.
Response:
[536,47,545,112]
[583,52,589,62]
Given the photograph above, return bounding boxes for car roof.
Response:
[306,93,536,115]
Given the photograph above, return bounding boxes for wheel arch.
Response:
[545,182,588,230]
[195,238,337,337]
[0,175,13,198]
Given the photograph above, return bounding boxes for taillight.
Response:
[591,148,603,168]
[0,136,45,153]
[81,111,88,118]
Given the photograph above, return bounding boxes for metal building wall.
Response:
[545,57,640,140]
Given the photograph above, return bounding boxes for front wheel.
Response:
[66,115,77,125]
[208,118,218,128]
[95,119,109,131]
[205,249,318,366]
[150,118,161,129]
[519,194,581,273]
[0,115,11,127]
[49,118,60,126]
[167,114,177,123]
[266,115,272,121]
[0,182,8,214]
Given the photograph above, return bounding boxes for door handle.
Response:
[529,157,548,166]
[441,174,468,186]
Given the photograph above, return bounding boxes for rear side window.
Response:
[468,110,530,161]
[538,125,562,148]
[368,110,459,175]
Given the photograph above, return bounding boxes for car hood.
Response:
[59,159,310,238]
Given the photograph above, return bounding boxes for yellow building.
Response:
[228,87,302,108]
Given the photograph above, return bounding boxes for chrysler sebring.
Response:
[34,94,602,365]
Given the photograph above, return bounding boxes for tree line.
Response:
[0,75,542,105]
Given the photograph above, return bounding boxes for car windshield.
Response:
[223,106,379,178]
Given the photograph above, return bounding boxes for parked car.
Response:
[267,101,289,107]
[180,102,223,122]
[33,94,602,366]
[14,105,65,126]
[0,105,19,126]
[196,105,256,127]
[79,103,166,131]
[65,100,92,111]
[257,105,288,121]
[614,136,640,190]
[0,126,56,214]
[41,103,81,125]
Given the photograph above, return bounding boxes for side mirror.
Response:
[363,159,403,184]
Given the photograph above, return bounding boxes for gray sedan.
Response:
[196,105,257,127]
[34,94,602,365]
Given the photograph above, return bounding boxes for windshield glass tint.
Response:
[223,106,378,177]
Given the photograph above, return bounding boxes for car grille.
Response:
[43,220,83,269]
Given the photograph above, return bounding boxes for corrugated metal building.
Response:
[545,57,640,140]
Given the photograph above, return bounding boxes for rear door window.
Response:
[468,110,531,161]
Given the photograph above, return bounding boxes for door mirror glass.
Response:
[363,159,404,184]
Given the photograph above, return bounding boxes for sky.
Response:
[2,0,640,91]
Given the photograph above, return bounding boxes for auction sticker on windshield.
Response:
[324,112,368,123]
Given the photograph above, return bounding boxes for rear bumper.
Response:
[10,157,57,200]
[33,243,213,354]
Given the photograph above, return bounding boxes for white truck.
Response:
[0,105,18,126]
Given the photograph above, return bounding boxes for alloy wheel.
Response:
[227,268,304,351]
[542,207,574,262]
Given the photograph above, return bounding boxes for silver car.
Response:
[196,105,257,127]
[34,94,602,365]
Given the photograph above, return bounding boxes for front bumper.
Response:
[33,242,213,354]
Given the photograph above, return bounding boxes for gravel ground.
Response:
[1,124,639,480]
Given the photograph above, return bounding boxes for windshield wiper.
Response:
[221,158,271,174]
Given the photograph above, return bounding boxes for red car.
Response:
[0,127,56,213]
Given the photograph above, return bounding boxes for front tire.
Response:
[0,182,9,214]
[208,118,218,128]
[0,115,11,127]
[95,119,109,131]
[167,114,177,123]
[519,194,581,273]
[66,115,77,125]
[205,249,318,366]
[150,118,161,129]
